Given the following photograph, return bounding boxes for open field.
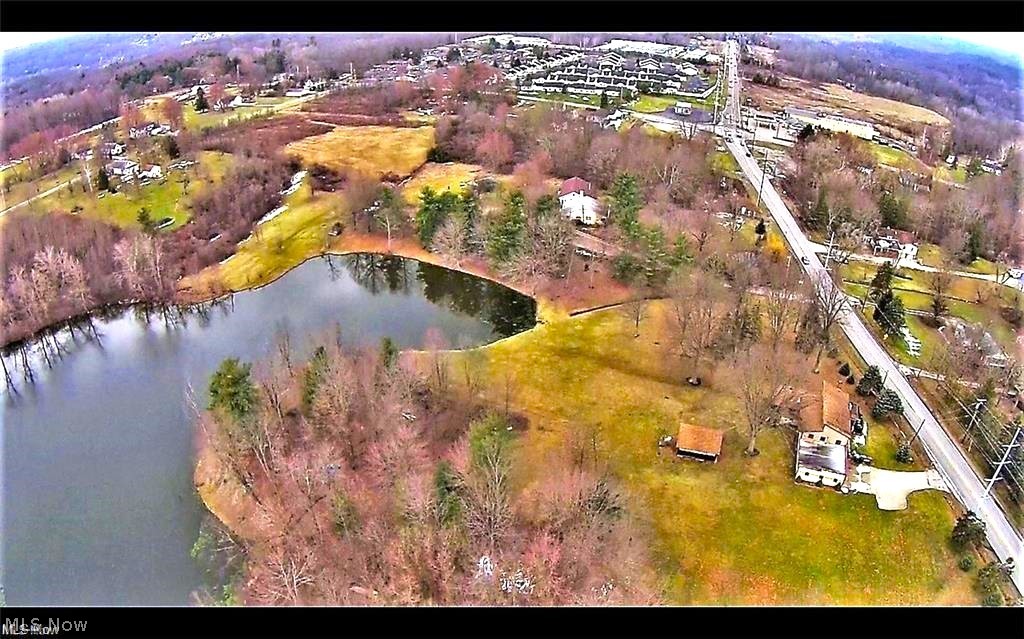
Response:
[1,164,81,212]
[423,301,975,604]
[519,91,607,108]
[184,179,351,293]
[745,75,949,137]
[915,243,1002,276]
[21,151,232,230]
[629,94,679,114]
[840,263,1019,355]
[400,162,482,205]
[869,142,930,173]
[933,164,968,184]
[285,125,435,179]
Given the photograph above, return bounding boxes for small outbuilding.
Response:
[675,423,724,463]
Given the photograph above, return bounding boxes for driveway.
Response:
[853,465,950,511]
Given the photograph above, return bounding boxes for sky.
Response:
[1,31,1022,62]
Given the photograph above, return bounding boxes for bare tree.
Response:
[734,344,802,456]
[622,299,648,338]
[667,270,728,377]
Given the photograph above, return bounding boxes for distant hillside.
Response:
[767,33,1024,155]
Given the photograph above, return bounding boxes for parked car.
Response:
[800,256,810,265]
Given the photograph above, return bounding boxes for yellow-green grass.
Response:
[286,125,435,179]
[434,302,974,604]
[1,164,81,211]
[842,277,1017,359]
[400,162,482,206]
[710,150,741,176]
[520,91,605,108]
[195,181,351,291]
[629,94,679,114]
[868,142,928,173]
[25,151,232,230]
[914,243,1001,276]
[933,164,967,184]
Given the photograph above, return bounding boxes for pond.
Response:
[1,254,536,605]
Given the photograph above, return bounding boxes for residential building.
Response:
[558,177,602,226]
[139,164,163,180]
[675,423,724,463]
[101,142,126,158]
[798,381,862,448]
[105,159,139,178]
[795,439,848,488]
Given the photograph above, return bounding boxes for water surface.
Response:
[2,254,535,605]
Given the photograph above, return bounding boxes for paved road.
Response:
[720,39,1022,591]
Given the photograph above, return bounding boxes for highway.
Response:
[719,39,1023,591]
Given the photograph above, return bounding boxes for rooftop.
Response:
[799,380,853,437]
[676,423,724,457]
[797,439,847,475]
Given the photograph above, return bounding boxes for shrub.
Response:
[958,555,975,572]
[872,387,903,419]
[857,365,883,396]
[895,443,913,464]
[981,591,1004,607]
[838,362,851,376]
[951,511,987,551]
[846,374,856,385]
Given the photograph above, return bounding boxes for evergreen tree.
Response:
[97,167,110,191]
[857,365,883,396]
[962,222,985,264]
[379,337,398,370]
[755,218,767,237]
[869,261,896,300]
[873,289,906,338]
[486,190,526,264]
[599,91,609,109]
[807,187,829,230]
[301,346,329,415]
[950,511,987,551]
[872,387,904,419]
[195,87,209,112]
[609,173,642,237]
[137,207,156,234]
[878,190,907,229]
[208,358,257,423]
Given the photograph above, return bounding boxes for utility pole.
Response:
[984,425,1022,497]
[822,229,837,270]
[909,417,927,445]
[756,159,773,209]
[962,398,986,452]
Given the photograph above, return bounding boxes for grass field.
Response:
[400,162,482,205]
[840,263,1018,356]
[933,164,967,184]
[1,164,81,211]
[629,94,679,114]
[429,301,974,604]
[286,125,435,179]
[189,179,352,292]
[869,142,930,173]
[24,151,233,230]
[915,243,1002,276]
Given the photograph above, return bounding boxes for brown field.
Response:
[285,125,435,179]
[200,114,332,155]
[746,75,949,138]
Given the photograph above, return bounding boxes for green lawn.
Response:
[840,263,1019,358]
[519,91,606,108]
[31,151,233,230]
[710,150,740,175]
[1,164,81,211]
[868,142,927,172]
[436,302,975,604]
[933,164,967,184]
[915,243,1002,276]
[630,94,679,114]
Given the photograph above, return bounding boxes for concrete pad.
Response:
[855,465,950,511]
